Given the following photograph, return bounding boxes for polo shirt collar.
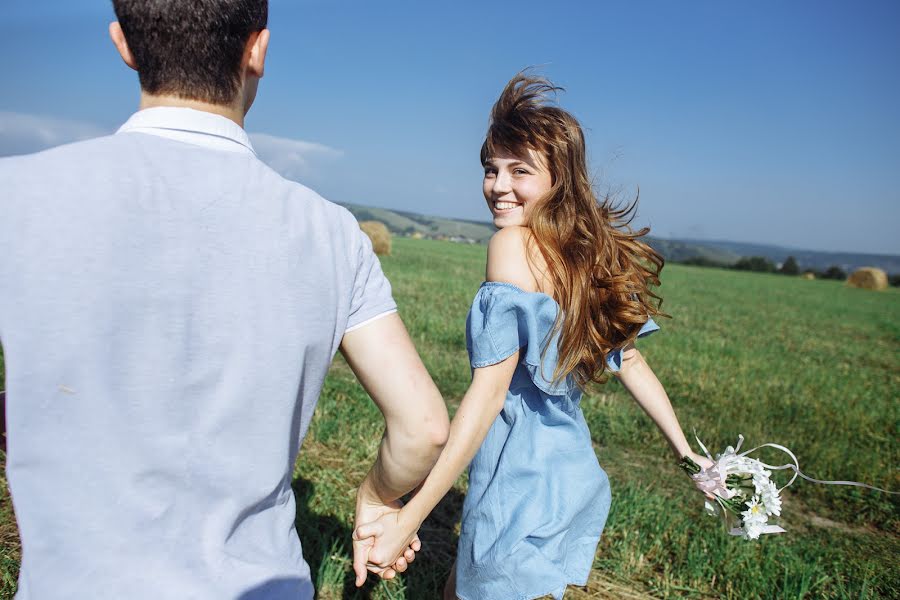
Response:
[117,106,256,155]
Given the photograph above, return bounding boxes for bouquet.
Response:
[680,434,897,540]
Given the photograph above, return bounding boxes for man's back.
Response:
[0,126,395,599]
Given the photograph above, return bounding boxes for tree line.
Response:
[678,255,900,286]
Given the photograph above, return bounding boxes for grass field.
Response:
[1,237,898,599]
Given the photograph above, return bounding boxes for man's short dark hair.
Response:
[112,0,268,105]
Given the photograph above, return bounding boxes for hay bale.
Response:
[846,267,887,290]
[801,272,815,280]
[359,220,392,256]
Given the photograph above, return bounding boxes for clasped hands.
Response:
[352,488,423,587]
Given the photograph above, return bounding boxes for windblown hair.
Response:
[112,0,268,105]
[481,73,666,387]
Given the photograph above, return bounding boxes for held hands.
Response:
[353,485,421,586]
[353,507,422,585]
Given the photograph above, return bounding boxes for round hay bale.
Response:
[801,272,815,280]
[359,220,392,256]
[846,267,887,290]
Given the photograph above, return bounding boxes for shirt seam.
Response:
[345,307,397,333]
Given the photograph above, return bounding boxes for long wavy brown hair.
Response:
[481,73,666,387]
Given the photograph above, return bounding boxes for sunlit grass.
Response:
[1,237,897,599]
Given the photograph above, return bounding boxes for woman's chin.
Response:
[492,212,526,229]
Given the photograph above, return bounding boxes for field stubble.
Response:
[0,237,897,599]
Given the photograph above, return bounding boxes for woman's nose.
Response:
[492,171,512,194]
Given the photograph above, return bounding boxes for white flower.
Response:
[753,470,772,489]
[743,520,764,540]
[760,481,782,516]
[742,498,768,523]
[740,497,770,540]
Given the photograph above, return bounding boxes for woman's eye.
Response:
[484,169,497,177]
[514,168,530,175]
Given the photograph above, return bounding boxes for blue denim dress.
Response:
[456,282,659,600]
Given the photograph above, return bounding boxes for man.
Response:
[0,1,448,598]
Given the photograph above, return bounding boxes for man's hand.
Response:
[353,482,420,586]
[354,506,421,578]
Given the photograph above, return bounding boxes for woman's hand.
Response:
[353,508,422,579]
[685,450,714,471]
[682,450,718,500]
[353,484,420,586]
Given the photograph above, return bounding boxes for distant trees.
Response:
[779,256,799,275]
[680,256,731,268]
[675,254,870,283]
[890,274,900,287]
[733,256,776,273]
[821,265,847,280]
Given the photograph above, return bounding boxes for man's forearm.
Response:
[340,313,450,502]
[399,364,512,529]
[365,423,445,502]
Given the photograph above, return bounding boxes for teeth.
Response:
[494,201,519,210]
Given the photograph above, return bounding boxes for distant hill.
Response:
[643,237,740,266]
[342,203,495,243]
[342,203,899,275]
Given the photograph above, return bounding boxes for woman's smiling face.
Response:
[482,148,553,229]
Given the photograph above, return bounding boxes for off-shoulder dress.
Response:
[456,282,658,600]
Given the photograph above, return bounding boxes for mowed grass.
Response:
[1,237,898,599]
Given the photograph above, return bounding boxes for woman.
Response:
[355,73,712,600]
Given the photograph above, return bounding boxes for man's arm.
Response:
[340,312,449,583]
[352,353,516,570]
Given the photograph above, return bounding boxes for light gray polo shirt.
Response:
[0,108,396,599]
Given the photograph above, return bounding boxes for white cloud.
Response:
[0,112,343,180]
[249,132,343,180]
[0,111,109,157]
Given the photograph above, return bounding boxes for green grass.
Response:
[1,237,898,599]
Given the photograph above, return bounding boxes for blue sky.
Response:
[2,0,898,255]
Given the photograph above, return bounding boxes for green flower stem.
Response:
[679,456,702,475]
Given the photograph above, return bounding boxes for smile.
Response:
[493,201,522,211]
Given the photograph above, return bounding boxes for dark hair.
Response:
[112,0,268,105]
[482,73,666,387]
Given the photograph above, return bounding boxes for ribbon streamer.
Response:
[696,433,899,495]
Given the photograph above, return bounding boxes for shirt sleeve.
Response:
[345,221,398,333]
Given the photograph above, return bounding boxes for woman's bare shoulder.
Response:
[485,226,542,293]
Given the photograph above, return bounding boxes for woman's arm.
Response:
[355,226,539,569]
[341,313,451,584]
[615,343,711,467]
[355,352,520,569]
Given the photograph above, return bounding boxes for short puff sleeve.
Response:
[465,283,571,396]
[605,318,660,373]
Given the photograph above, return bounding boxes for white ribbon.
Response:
[697,433,899,495]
